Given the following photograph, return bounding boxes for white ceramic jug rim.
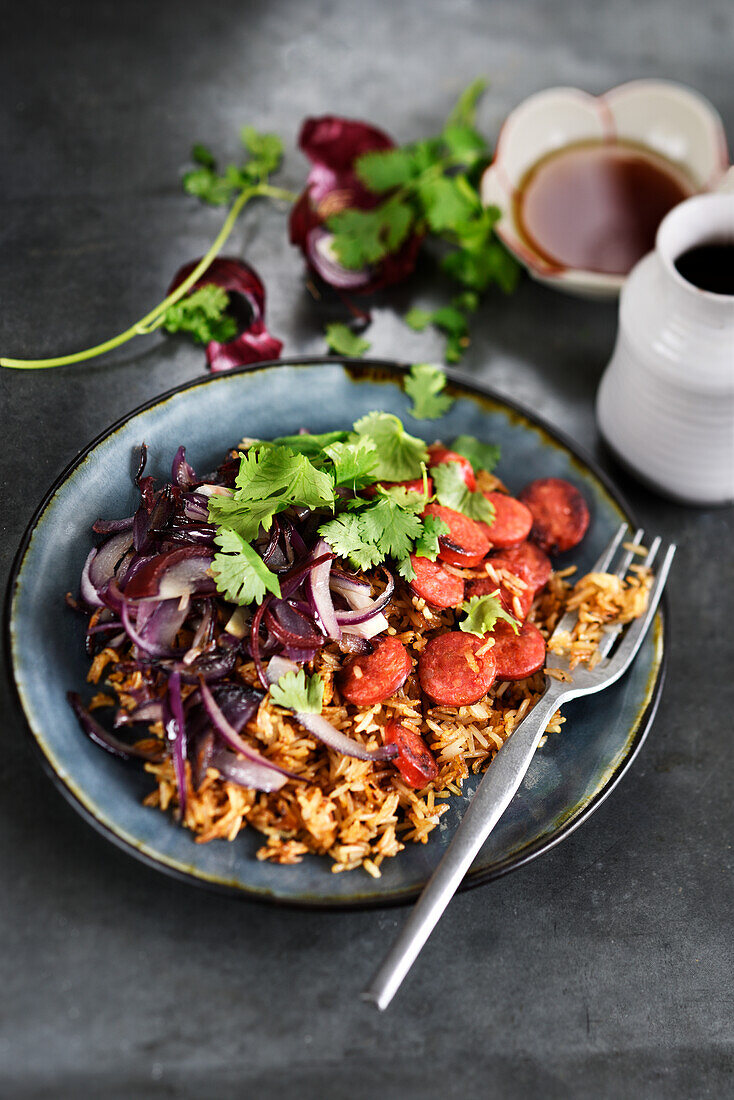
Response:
[656,193,734,302]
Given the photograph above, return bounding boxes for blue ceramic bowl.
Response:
[7,360,665,907]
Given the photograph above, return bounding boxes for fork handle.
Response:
[363,685,565,1010]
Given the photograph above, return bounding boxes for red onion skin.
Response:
[168,257,283,371]
[199,678,297,779]
[289,116,422,295]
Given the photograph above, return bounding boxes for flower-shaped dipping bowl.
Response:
[481,80,733,299]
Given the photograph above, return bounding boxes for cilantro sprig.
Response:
[324,79,520,364]
[2,129,296,370]
[459,593,519,637]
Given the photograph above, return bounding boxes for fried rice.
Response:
[87,552,652,877]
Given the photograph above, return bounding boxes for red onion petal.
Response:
[308,539,341,640]
[199,679,297,779]
[68,693,160,761]
[210,748,287,793]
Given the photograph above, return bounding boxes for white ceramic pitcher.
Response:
[596,194,734,505]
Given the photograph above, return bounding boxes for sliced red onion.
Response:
[171,445,200,489]
[88,531,134,593]
[114,699,165,728]
[135,443,148,485]
[120,598,188,658]
[265,599,323,650]
[307,539,341,640]
[80,548,104,607]
[165,672,188,819]
[68,693,161,761]
[165,650,237,683]
[194,483,233,499]
[182,493,211,522]
[266,657,397,762]
[210,748,288,793]
[330,570,371,593]
[123,547,215,601]
[199,679,297,779]
[306,228,373,290]
[92,516,135,535]
[279,551,335,600]
[183,600,214,665]
[189,728,215,791]
[333,567,394,626]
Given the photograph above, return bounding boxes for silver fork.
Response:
[363,523,675,1010]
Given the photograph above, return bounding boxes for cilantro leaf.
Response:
[192,143,216,169]
[271,430,349,456]
[442,239,520,293]
[327,199,413,269]
[359,496,423,559]
[417,176,479,233]
[207,494,284,543]
[413,512,450,560]
[161,285,237,345]
[404,363,454,420]
[459,593,519,638]
[355,148,419,192]
[182,167,237,206]
[324,322,371,358]
[211,528,281,606]
[350,412,428,481]
[183,126,284,207]
[404,308,433,332]
[451,434,501,472]
[319,479,431,573]
[318,513,382,572]
[240,127,284,176]
[270,669,324,713]
[441,125,487,165]
[235,446,335,508]
[323,438,378,489]
[432,461,495,523]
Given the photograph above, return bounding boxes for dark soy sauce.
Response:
[674,242,734,295]
[516,141,694,275]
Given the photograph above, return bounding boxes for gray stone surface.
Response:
[1,1,733,1096]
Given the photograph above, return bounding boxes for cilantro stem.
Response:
[0,183,296,370]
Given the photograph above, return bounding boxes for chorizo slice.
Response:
[518,477,590,555]
[423,502,490,568]
[427,445,477,491]
[418,631,497,706]
[339,636,413,706]
[489,620,546,681]
[384,720,438,788]
[490,541,552,593]
[409,554,465,609]
[479,492,533,548]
